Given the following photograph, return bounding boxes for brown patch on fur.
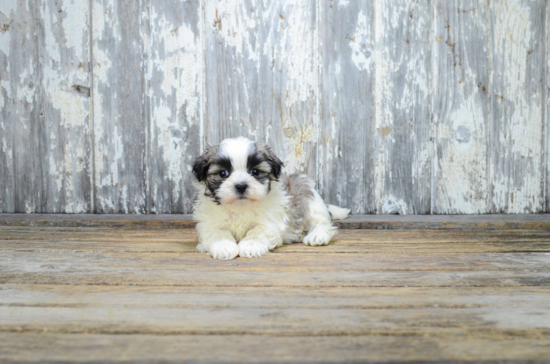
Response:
[255,144,283,179]
[192,145,220,181]
[281,173,316,240]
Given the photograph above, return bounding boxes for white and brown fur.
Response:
[192,137,350,260]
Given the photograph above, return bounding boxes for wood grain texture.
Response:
[1,1,550,214]
[3,250,550,273]
[1,224,550,362]
[3,213,550,229]
[490,0,546,213]
[2,228,550,288]
[374,0,432,214]
[3,227,550,253]
[203,0,318,178]
[1,333,549,362]
[318,0,375,214]
[37,0,92,213]
[546,2,550,213]
[147,0,201,214]
[91,0,148,213]
[0,1,39,213]
[2,298,549,335]
[3,284,549,309]
[0,0,92,214]
[433,1,490,214]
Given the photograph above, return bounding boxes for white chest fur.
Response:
[193,182,291,242]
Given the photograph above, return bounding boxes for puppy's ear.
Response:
[259,144,284,180]
[192,146,215,182]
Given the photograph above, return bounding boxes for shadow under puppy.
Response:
[192,137,350,260]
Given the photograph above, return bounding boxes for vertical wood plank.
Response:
[36,0,92,213]
[0,1,39,213]
[203,0,318,178]
[260,0,318,178]
[203,0,259,144]
[2,0,549,215]
[433,1,490,214]
[0,1,18,212]
[92,0,148,213]
[147,0,202,213]
[546,2,549,213]
[318,0,375,214]
[490,0,545,213]
[374,1,432,214]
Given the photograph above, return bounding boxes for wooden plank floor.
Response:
[1,217,550,362]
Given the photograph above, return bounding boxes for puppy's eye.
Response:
[251,169,260,176]
[219,170,229,178]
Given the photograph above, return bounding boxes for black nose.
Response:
[235,183,248,194]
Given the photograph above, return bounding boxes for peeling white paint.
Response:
[282,125,315,174]
[146,2,202,212]
[2,0,549,214]
[380,195,409,215]
[61,0,88,56]
[436,95,488,213]
[374,1,432,214]
[349,11,372,71]
[431,0,491,214]
[338,0,349,7]
[214,0,260,71]
[490,0,543,213]
[30,0,92,211]
[0,27,10,108]
[0,0,19,16]
[16,68,35,103]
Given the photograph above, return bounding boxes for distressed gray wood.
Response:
[2,296,550,334]
[0,4,13,211]
[318,0,375,214]
[1,0,549,215]
[433,1,491,214]
[1,333,549,363]
[0,1,39,213]
[490,0,546,213]
[374,0,432,214]
[146,0,201,213]
[203,0,260,144]
[0,1,91,213]
[3,285,549,310]
[2,224,550,361]
[37,0,92,213]
[546,2,550,213]
[4,213,550,230]
[91,0,148,213]
[203,0,318,178]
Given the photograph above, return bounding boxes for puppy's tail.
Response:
[327,204,350,220]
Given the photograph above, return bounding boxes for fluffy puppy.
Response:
[192,137,350,260]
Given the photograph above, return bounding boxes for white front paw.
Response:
[209,240,239,260]
[303,227,334,246]
[239,240,270,258]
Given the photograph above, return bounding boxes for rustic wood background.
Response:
[0,0,548,214]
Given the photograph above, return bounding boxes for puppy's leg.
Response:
[196,224,239,260]
[302,190,338,246]
[239,225,283,258]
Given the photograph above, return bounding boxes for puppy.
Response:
[192,137,350,260]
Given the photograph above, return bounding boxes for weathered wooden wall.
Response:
[0,0,548,214]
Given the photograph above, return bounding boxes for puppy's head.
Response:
[192,137,283,205]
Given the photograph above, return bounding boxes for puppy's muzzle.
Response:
[235,183,248,195]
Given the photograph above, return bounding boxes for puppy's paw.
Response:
[209,240,239,260]
[303,227,334,246]
[196,243,208,253]
[239,240,270,258]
